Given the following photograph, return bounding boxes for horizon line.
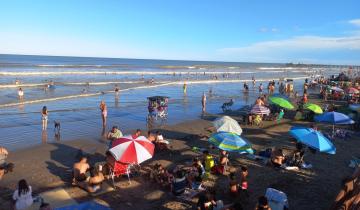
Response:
[0,53,357,67]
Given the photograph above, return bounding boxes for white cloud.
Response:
[217,34,360,64]
[349,19,360,27]
[258,27,278,33]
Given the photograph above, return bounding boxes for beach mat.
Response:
[91,182,115,196]
[28,188,77,210]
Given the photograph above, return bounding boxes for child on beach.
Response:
[99,101,107,127]
[41,106,48,130]
[12,179,34,210]
[240,166,249,196]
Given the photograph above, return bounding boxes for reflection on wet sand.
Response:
[41,130,48,143]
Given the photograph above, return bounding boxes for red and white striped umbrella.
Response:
[109,135,155,164]
[347,87,359,94]
[250,104,270,115]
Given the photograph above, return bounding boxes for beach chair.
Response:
[106,155,131,187]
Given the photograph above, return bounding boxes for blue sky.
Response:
[0,0,360,64]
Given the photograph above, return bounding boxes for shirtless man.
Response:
[0,147,9,179]
[73,156,90,184]
[271,149,285,168]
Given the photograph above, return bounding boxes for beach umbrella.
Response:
[315,111,354,125]
[349,104,360,112]
[213,116,242,135]
[331,87,343,92]
[289,126,336,154]
[269,96,294,110]
[347,87,359,94]
[304,103,323,114]
[109,135,154,164]
[251,104,270,115]
[208,132,253,153]
[315,111,355,134]
[56,201,111,210]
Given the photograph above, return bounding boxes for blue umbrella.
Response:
[314,111,355,134]
[208,132,253,153]
[314,111,354,124]
[55,201,111,210]
[289,126,336,154]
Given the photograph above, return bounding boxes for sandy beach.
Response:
[1,91,358,210]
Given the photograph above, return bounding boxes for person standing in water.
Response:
[201,92,207,113]
[18,88,24,100]
[183,83,187,94]
[99,101,107,127]
[41,106,48,130]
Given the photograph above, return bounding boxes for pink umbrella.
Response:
[109,135,155,164]
[251,104,270,115]
[347,87,359,94]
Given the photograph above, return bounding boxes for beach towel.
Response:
[91,182,115,196]
[28,188,77,210]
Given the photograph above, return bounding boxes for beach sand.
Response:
[0,95,358,210]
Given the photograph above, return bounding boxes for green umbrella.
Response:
[304,103,323,114]
[269,96,294,110]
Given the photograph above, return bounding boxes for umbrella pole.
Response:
[332,124,335,137]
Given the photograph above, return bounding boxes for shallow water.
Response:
[0,54,341,150]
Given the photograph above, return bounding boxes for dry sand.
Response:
[0,97,359,210]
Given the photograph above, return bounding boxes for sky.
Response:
[0,0,360,65]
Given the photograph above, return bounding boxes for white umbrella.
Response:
[213,116,242,135]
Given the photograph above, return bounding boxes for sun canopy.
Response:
[110,135,154,164]
[208,132,253,153]
[213,116,242,135]
[314,111,354,124]
[289,126,336,154]
[269,96,294,110]
[304,103,323,114]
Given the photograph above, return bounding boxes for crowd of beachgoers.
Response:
[1,69,360,210]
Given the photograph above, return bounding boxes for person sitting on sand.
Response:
[212,150,228,174]
[150,163,172,187]
[188,158,205,190]
[171,170,188,196]
[0,146,14,180]
[270,149,285,168]
[132,129,141,139]
[86,167,104,193]
[154,131,169,149]
[107,126,123,148]
[229,172,239,197]
[147,131,156,143]
[240,166,248,194]
[255,196,272,210]
[203,150,215,173]
[12,179,34,210]
[72,156,90,185]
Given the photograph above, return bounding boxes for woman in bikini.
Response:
[99,101,107,127]
[41,106,48,130]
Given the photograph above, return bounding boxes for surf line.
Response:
[0,82,178,108]
[0,76,309,108]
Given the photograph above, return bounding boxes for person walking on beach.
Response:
[201,92,207,113]
[99,101,107,127]
[259,83,263,95]
[41,106,48,130]
[183,83,187,94]
[18,88,24,100]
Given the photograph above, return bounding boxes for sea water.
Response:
[0,54,341,150]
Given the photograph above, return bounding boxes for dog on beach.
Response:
[54,120,61,134]
[221,99,234,112]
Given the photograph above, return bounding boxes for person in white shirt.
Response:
[18,88,24,100]
[12,179,34,210]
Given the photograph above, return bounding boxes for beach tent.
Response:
[55,201,111,210]
[269,96,294,110]
[109,135,154,164]
[304,103,323,114]
[289,126,336,154]
[208,131,253,153]
[213,116,242,135]
[251,104,270,115]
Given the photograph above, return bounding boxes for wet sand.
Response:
[0,95,358,210]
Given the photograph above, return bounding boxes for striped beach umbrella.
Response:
[250,104,270,115]
[109,135,154,164]
[304,103,323,114]
[208,132,253,153]
[269,96,294,110]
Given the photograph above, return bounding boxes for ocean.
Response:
[0,54,341,150]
